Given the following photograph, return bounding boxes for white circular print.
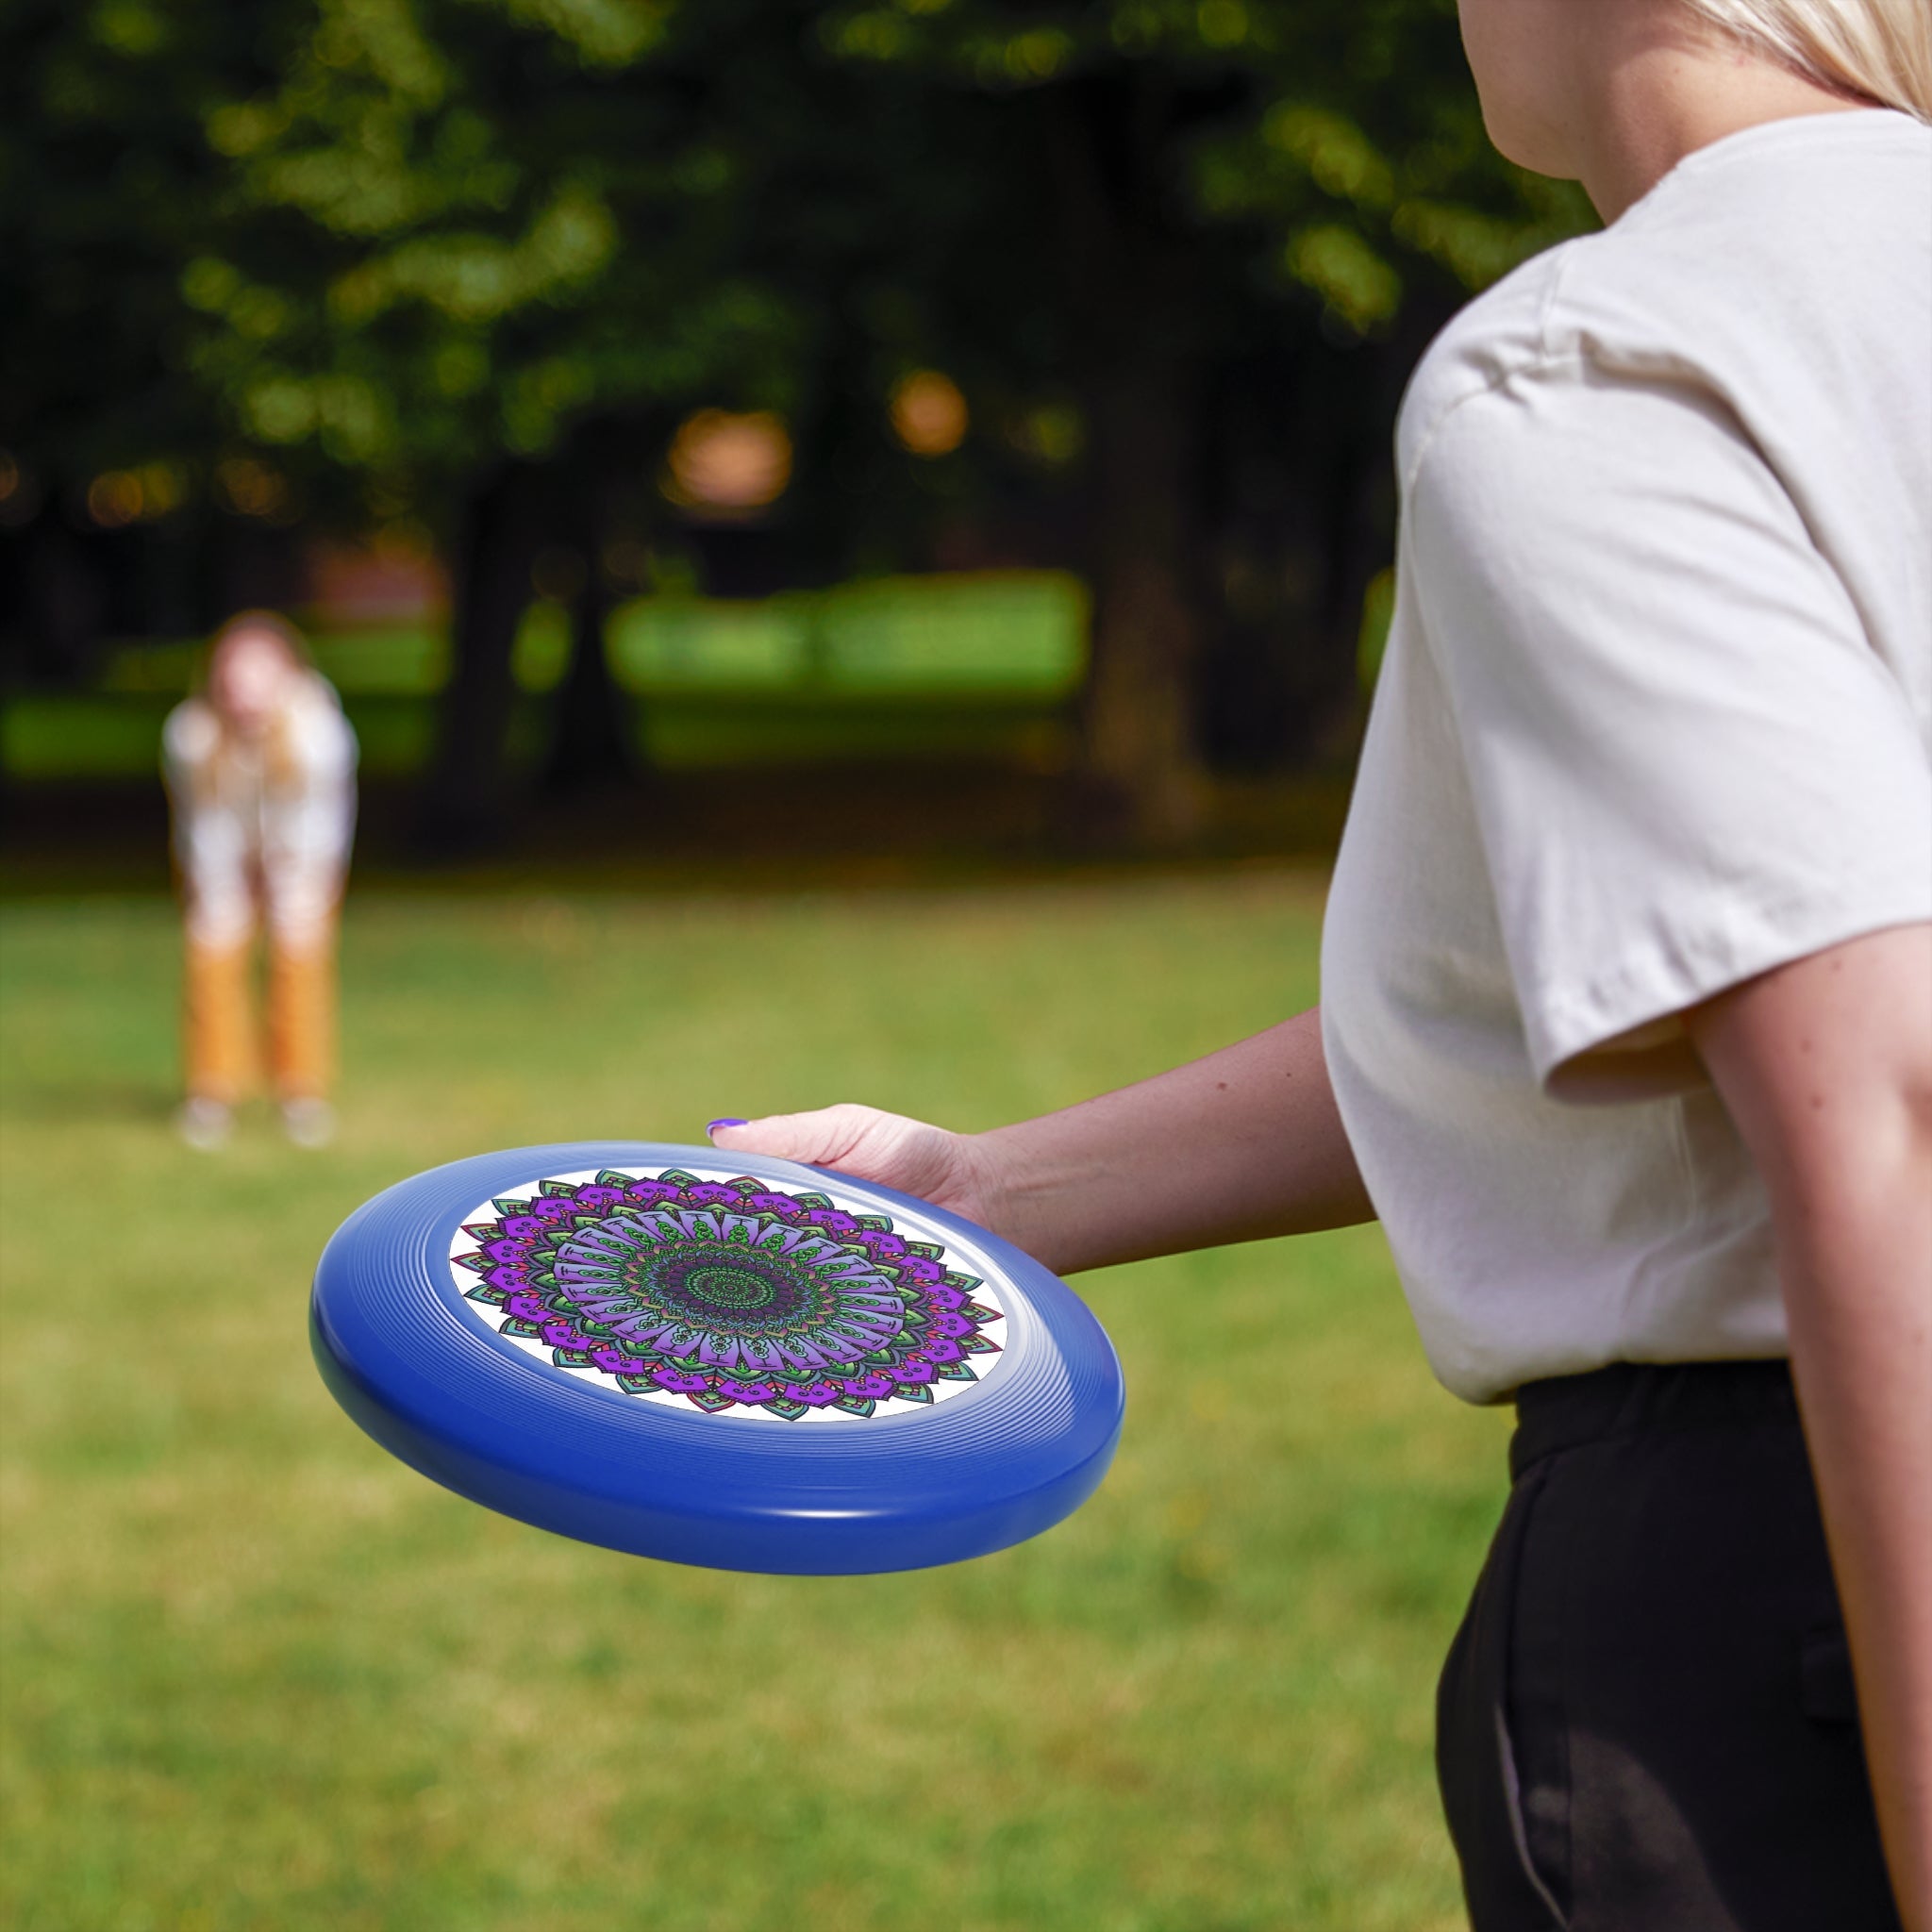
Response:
[449,1164,1008,1422]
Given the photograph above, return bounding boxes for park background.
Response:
[2,3,1593,1925]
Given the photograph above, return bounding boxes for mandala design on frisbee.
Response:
[450,1168,1006,1422]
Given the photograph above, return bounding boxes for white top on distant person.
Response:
[162,611,358,1150]
[708,1,1932,1924]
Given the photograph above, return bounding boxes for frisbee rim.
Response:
[309,1141,1124,1574]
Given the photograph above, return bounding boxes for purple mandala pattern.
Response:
[450,1168,1005,1421]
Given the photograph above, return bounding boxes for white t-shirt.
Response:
[1322,109,1932,1405]
[163,671,358,950]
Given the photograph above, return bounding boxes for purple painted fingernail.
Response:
[707,1118,748,1136]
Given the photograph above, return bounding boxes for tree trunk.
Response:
[541,555,634,798]
[1079,361,1205,843]
[417,460,542,857]
[12,508,107,687]
[1045,75,1210,847]
[541,418,658,800]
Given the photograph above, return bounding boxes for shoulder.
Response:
[1398,109,1932,491]
[1395,242,1580,485]
[162,697,220,767]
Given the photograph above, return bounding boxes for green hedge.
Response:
[6,573,1088,779]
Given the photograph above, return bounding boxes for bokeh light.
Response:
[83,463,185,528]
[890,370,969,458]
[86,471,146,528]
[213,456,291,521]
[662,409,792,513]
[1008,401,1085,468]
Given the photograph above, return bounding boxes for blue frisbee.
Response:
[310,1142,1124,1574]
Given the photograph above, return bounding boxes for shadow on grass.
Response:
[1,765,1357,899]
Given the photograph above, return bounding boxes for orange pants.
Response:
[184,922,337,1105]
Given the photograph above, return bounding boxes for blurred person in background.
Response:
[163,611,358,1151]
[710,0,1932,1926]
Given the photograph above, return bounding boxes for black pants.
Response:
[1436,1360,1900,1932]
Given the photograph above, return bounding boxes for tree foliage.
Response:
[4,0,1594,838]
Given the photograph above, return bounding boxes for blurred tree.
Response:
[165,0,811,844]
[807,0,1592,835]
[0,0,303,681]
[4,0,1591,843]
[147,0,1000,844]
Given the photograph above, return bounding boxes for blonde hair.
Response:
[1682,0,1932,120]
[206,608,312,681]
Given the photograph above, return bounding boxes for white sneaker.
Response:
[175,1096,233,1151]
[280,1097,337,1149]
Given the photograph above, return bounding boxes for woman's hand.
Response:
[708,1106,1010,1232]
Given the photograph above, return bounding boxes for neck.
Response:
[1574,16,1874,224]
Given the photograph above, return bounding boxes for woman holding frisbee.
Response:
[164,611,358,1150]
[712,1,1932,1924]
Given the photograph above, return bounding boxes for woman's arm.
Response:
[709,1005,1374,1275]
[1689,923,1932,1932]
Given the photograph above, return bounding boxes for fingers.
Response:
[708,1104,879,1168]
[706,1104,970,1207]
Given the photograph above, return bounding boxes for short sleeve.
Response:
[1408,363,1932,1097]
[161,699,218,783]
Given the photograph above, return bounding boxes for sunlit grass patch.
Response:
[0,878,1504,1931]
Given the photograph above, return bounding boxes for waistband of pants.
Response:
[1509,1357,1798,1483]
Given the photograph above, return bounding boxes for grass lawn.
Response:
[0,874,1507,1932]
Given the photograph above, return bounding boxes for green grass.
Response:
[0,875,1506,1931]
